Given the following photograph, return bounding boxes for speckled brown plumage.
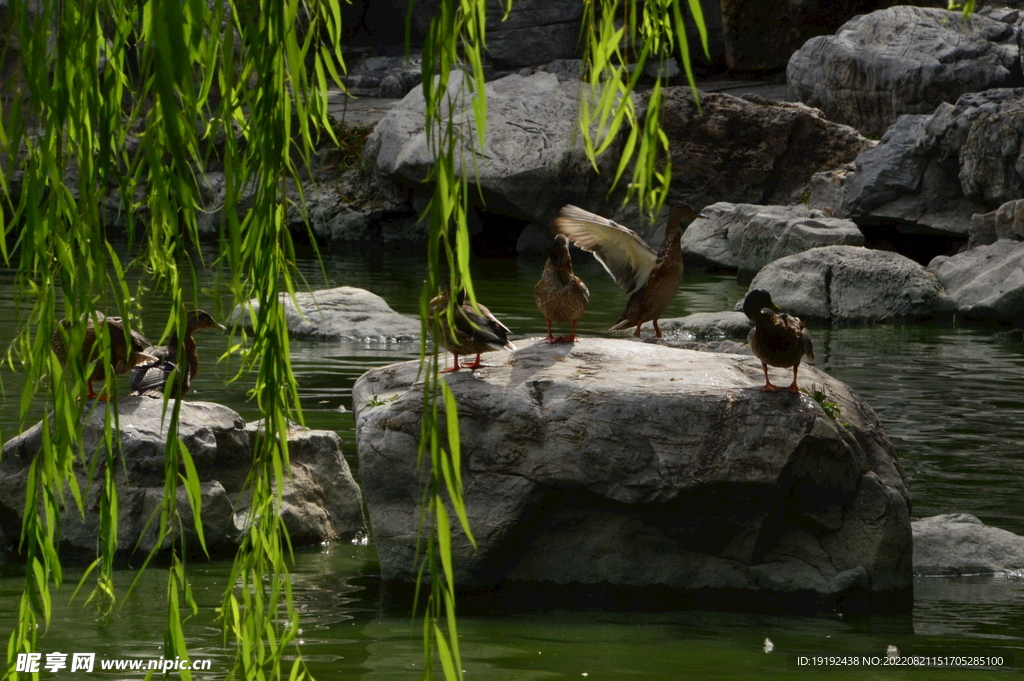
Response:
[430,288,516,372]
[50,312,155,399]
[534,234,589,343]
[743,289,814,393]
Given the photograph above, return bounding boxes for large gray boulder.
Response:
[365,70,625,249]
[746,245,955,323]
[815,89,1024,236]
[354,338,913,609]
[914,514,1024,576]
[389,0,582,68]
[788,6,1023,138]
[959,107,1024,205]
[655,90,871,212]
[0,399,364,558]
[681,202,863,273]
[229,286,419,341]
[928,239,1024,324]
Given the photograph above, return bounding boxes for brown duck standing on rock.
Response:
[554,203,695,338]
[130,310,226,398]
[51,312,157,400]
[429,287,516,372]
[742,289,814,393]
[534,234,590,343]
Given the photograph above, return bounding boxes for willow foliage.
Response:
[1,1,704,680]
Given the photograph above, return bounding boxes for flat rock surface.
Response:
[747,246,955,323]
[914,514,1024,576]
[230,286,418,341]
[354,338,912,607]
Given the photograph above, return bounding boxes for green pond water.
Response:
[1,246,1023,679]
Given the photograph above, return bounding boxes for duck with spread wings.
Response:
[742,289,814,393]
[429,287,516,372]
[554,203,694,338]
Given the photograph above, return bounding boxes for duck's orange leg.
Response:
[760,364,778,392]
[633,323,643,337]
[557,320,579,343]
[86,379,100,400]
[787,363,801,393]
[440,353,462,373]
[543,320,556,343]
[653,319,663,338]
[462,354,484,369]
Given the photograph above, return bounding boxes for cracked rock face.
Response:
[354,338,912,608]
[746,245,955,324]
[365,70,627,242]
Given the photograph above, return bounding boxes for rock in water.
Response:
[229,286,419,341]
[746,246,955,324]
[680,202,863,273]
[0,399,364,558]
[354,338,912,610]
[913,514,1024,576]
[928,239,1024,325]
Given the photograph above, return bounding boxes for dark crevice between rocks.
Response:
[856,220,966,266]
[469,204,530,258]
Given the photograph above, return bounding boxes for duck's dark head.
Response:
[187,310,226,333]
[548,234,574,282]
[742,289,781,320]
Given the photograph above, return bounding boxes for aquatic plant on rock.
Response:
[354,338,912,612]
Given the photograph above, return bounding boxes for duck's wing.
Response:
[554,205,657,294]
[800,323,814,362]
[130,360,175,395]
[459,302,516,351]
